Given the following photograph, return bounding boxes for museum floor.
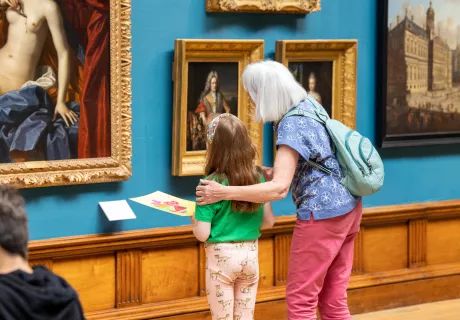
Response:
[354,299,460,320]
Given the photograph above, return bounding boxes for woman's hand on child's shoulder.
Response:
[196,179,224,205]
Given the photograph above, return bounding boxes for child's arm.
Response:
[261,202,275,229]
[192,218,211,242]
[192,180,220,242]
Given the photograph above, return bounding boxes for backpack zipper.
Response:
[345,130,365,175]
[358,137,374,173]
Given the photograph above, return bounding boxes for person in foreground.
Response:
[196,60,362,320]
[0,185,85,320]
[192,113,275,320]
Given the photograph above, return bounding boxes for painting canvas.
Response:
[186,62,238,151]
[289,61,333,116]
[0,0,111,163]
[379,0,460,147]
[0,0,132,188]
[172,40,264,176]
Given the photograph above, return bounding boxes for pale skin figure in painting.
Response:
[196,71,231,126]
[307,72,322,104]
[0,0,77,126]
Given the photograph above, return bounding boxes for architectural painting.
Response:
[379,0,460,146]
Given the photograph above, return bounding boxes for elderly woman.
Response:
[196,60,362,320]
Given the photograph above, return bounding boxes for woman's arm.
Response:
[196,145,299,204]
[261,202,275,229]
[45,1,77,126]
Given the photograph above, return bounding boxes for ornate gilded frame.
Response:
[206,0,321,14]
[274,40,357,154]
[0,0,132,188]
[172,40,264,176]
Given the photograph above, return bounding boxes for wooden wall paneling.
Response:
[408,219,427,268]
[427,219,460,265]
[258,236,275,288]
[348,275,460,315]
[253,300,288,320]
[363,224,408,272]
[117,250,142,308]
[26,200,460,319]
[274,233,292,286]
[199,243,207,296]
[159,311,211,320]
[52,254,116,313]
[88,297,211,320]
[157,300,288,320]
[29,259,53,271]
[157,300,289,320]
[142,245,199,304]
[349,261,460,290]
[352,228,365,274]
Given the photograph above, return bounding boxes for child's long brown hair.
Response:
[205,116,262,213]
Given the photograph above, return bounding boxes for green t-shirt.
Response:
[194,176,265,243]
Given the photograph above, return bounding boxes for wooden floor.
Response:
[354,299,460,320]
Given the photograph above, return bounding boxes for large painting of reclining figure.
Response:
[0,0,132,187]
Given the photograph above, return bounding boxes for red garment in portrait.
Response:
[195,102,207,115]
[59,0,111,158]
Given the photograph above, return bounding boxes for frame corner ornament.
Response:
[206,0,321,14]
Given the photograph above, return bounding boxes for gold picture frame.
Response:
[172,40,264,176]
[206,0,321,14]
[0,0,132,188]
[274,40,358,155]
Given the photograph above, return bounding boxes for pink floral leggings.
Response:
[205,240,259,320]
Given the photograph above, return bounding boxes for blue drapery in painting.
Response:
[0,86,79,163]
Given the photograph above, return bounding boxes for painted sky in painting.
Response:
[388,0,460,49]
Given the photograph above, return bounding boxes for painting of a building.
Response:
[386,1,459,136]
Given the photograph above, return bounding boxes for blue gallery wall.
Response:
[24,0,460,240]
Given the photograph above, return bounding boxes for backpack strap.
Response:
[305,95,331,123]
[280,97,339,179]
[281,105,323,124]
[281,96,330,124]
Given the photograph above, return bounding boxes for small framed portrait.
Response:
[274,40,357,157]
[276,40,358,129]
[288,61,334,116]
[186,63,239,152]
[172,40,264,176]
[378,0,460,147]
[205,0,321,14]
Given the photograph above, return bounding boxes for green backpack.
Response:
[282,96,384,197]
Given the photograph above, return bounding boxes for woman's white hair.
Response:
[242,60,307,123]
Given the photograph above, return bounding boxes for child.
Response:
[192,114,275,320]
